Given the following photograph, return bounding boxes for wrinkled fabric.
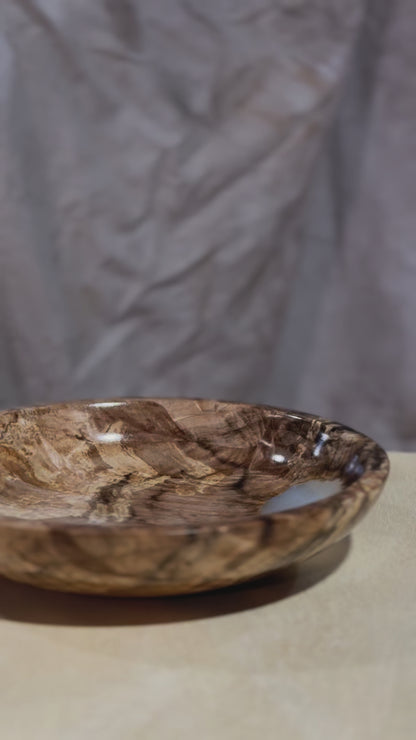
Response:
[0,1,414,450]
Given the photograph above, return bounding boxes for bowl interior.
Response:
[0,398,365,527]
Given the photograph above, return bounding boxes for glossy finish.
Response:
[0,398,389,596]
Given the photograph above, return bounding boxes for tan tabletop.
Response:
[0,452,414,740]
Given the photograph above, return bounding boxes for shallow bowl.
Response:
[0,398,389,596]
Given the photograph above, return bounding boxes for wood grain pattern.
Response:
[0,398,389,595]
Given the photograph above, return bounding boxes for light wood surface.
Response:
[0,452,414,740]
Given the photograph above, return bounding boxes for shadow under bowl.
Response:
[0,398,389,596]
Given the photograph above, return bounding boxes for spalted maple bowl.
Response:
[0,398,389,596]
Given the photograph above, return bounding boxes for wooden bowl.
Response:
[0,398,389,596]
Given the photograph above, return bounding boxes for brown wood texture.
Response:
[0,398,389,596]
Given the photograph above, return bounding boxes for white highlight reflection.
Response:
[90,401,126,409]
[96,432,123,443]
[313,432,330,457]
[271,453,287,463]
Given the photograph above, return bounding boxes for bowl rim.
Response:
[0,397,390,539]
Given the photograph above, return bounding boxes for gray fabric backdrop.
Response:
[0,0,414,450]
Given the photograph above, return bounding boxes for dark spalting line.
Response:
[222,538,267,574]
[146,487,167,510]
[74,432,112,474]
[154,547,185,575]
[232,469,249,491]
[88,472,134,518]
[259,515,276,548]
